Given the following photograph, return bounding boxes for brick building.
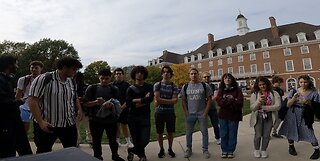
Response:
[148,14,320,92]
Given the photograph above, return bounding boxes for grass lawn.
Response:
[27,99,251,143]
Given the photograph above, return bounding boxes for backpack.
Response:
[278,89,297,120]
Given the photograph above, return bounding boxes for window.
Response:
[184,57,189,63]
[238,55,243,62]
[209,70,214,78]
[197,53,203,60]
[300,46,309,54]
[226,46,233,54]
[198,63,202,69]
[239,66,245,74]
[190,64,195,68]
[285,60,294,72]
[250,53,256,61]
[227,57,232,64]
[218,59,222,65]
[297,32,307,42]
[228,67,233,74]
[260,39,269,48]
[248,41,255,50]
[217,48,223,56]
[236,44,243,52]
[281,35,290,44]
[302,58,312,70]
[190,55,195,62]
[218,69,223,77]
[315,30,320,40]
[287,78,297,92]
[284,48,292,56]
[208,50,214,58]
[209,61,213,67]
[263,51,270,59]
[264,62,271,73]
[251,64,257,73]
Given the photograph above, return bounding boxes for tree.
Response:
[171,64,190,88]
[84,60,110,84]
[146,66,162,84]
[21,38,80,73]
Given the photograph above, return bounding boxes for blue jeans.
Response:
[186,113,208,151]
[219,119,239,154]
[208,107,220,139]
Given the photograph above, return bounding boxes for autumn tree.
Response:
[84,60,110,84]
[171,64,190,88]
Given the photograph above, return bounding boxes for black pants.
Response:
[33,121,77,153]
[0,120,32,158]
[128,116,150,158]
[89,120,119,159]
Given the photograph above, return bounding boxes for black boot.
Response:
[289,145,297,156]
[310,149,320,160]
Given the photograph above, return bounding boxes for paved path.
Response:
[29,115,320,161]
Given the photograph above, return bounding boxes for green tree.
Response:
[84,60,110,84]
[146,66,162,84]
[21,38,79,74]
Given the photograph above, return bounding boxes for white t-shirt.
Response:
[17,75,34,110]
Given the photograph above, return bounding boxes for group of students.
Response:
[1,54,320,161]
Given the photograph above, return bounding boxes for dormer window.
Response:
[260,39,269,48]
[248,41,255,50]
[297,32,307,42]
[236,44,243,52]
[208,50,214,58]
[226,46,233,54]
[281,35,290,44]
[184,56,189,63]
[190,55,195,62]
[314,30,320,40]
[197,53,203,61]
[217,48,223,56]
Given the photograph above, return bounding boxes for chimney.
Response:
[208,33,214,50]
[269,17,279,38]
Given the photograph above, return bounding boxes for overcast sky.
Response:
[0,0,319,68]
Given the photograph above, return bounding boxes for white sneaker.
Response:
[254,150,261,158]
[127,142,134,148]
[261,151,268,158]
[216,138,221,145]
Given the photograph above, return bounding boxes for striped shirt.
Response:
[29,70,77,127]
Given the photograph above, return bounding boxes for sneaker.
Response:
[261,151,268,158]
[113,156,125,161]
[127,148,134,161]
[168,148,176,158]
[139,156,147,161]
[216,138,221,145]
[310,149,320,160]
[227,153,234,158]
[254,150,261,158]
[272,132,283,138]
[184,149,192,158]
[158,149,165,158]
[127,142,134,148]
[203,151,211,159]
[289,145,297,156]
[221,153,228,158]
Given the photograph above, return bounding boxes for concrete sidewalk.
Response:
[30,115,320,161]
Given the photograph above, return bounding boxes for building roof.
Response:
[236,14,245,19]
[161,22,320,63]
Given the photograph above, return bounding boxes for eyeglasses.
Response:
[203,76,210,78]
[115,73,123,75]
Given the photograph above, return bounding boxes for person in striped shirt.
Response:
[28,57,83,153]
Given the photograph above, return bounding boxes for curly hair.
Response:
[218,73,238,90]
[298,75,315,90]
[130,66,148,80]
